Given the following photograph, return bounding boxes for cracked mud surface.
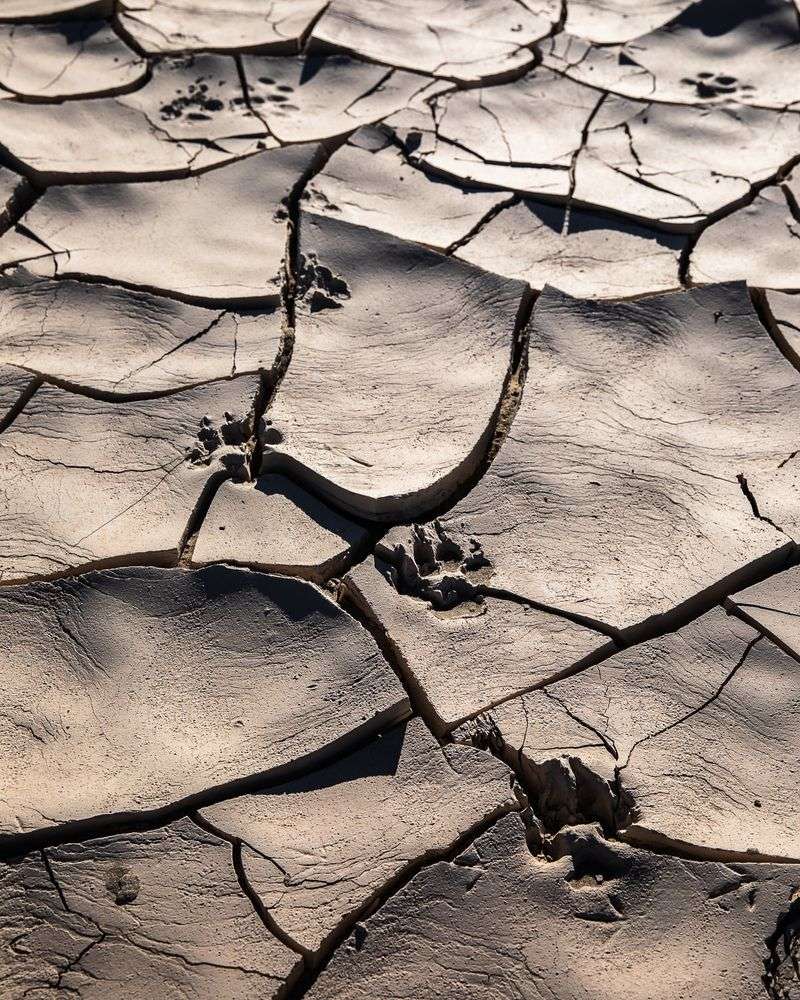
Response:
[3,2,800,998]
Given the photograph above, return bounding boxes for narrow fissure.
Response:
[337,574,444,736]
[0,701,408,860]
[751,285,800,376]
[444,193,519,255]
[563,91,607,236]
[189,810,312,960]
[283,808,517,1000]
[737,472,787,536]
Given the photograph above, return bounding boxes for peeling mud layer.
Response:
[3,2,800,999]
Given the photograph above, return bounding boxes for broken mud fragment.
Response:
[691,182,800,288]
[306,128,509,252]
[0,564,408,847]
[192,473,370,581]
[261,210,526,520]
[456,197,686,298]
[201,719,517,956]
[1,816,300,998]
[0,0,112,19]
[0,20,145,100]
[17,144,318,302]
[307,813,800,1000]
[310,0,559,84]
[118,0,327,54]
[0,271,282,395]
[563,0,692,43]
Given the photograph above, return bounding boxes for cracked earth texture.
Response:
[2,1,800,998]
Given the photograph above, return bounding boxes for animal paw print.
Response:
[158,58,243,123]
[383,522,493,612]
[251,75,300,115]
[681,71,756,100]
[296,253,351,312]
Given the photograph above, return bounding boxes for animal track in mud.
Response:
[680,70,755,99]
[380,521,493,612]
[295,252,351,312]
[186,410,253,480]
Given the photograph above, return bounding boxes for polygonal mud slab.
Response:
[690,184,800,288]
[476,606,800,859]
[389,69,597,201]
[0,565,408,845]
[0,21,145,100]
[343,525,615,735]
[564,0,691,43]
[307,813,800,1000]
[392,77,800,229]
[2,816,301,998]
[241,54,438,144]
[192,474,370,581]
[201,719,517,954]
[260,210,527,520]
[620,625,800,861]
[570,96,800,231]
[433,283,797,635]
[727,564,800,663]
[118,0,327,54]
[310,0,558,84]
[0,374,260,582]
[306,128,509,251]
[0,272,282,395]
[0,53,273,184]
[548,0,800,111]
[456,198,685,298]
[18,144,318,303]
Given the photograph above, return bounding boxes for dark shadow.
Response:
[255,473,365,544]
[673,0,781,37]
[521,198,686,251]
[86,562,340,622]
[59,19,107,45]
[520,199,565,236]
[298,53,329,86]
[252,720,409,795]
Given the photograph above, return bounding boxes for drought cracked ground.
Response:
[4,1,800,998]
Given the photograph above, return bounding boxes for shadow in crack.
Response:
[764,892,800,998]
[255,721,408,796]
[677,0,778,38]
[518,197,686,251]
